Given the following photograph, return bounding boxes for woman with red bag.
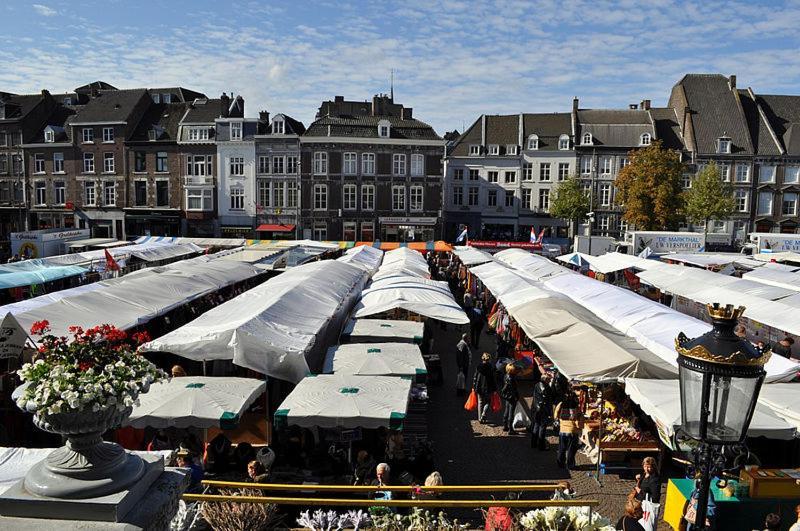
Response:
[472,353,496,424]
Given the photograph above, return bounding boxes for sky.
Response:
[2,0,800,135]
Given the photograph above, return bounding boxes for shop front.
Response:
[379,216,437,242]
[124,210,181,238]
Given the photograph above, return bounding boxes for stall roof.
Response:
[753,251,800,264]
[0,283,104,315]
[44,241,201,267]
[354,275,469,324]
[143,261,368,383]
[660,252,762,269]
[637,265,796,300]
[742,267,800,292]
[0,265,87,289]
[341,318,424,344]
[452,246,494,266]
[66,238,119,248]
[372,247,431,280]
[336,245,384,275]
[493,248,569,280]
[274,374,411,430]
[323,342,426,379]
[586,252,665,274]
[758,384,800,432]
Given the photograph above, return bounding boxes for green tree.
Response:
[683,161,736,239]
[549,175,590,237]
[615,140,685,230]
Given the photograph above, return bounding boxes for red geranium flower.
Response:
[30,320,50,335]
[78,361,93,371]
[131,331,151,345]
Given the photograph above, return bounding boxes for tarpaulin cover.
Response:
[0,283,103,315]
[274,374,411,429]
[493,248,569,280]
[43,241,201,267]
[372,247,431,280]
[143,260,368,383]
[323,342,426,379]
[742,267,800,292]
[625,378,796,441]
[758,384,800,432]
[126,376,266,429]
[341,318,424,344]
[580,252,665,274]
[637,265,796,301]
[662,253,763,269]
[354,275,469,324]
[336,245,384,275]
[452,246,494,266]
[0,265,87,289]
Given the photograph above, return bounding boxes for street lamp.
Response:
[675,303,770,529]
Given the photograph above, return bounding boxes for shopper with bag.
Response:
[455,333,471,396]
[554,392,582,470]
[683,481,717,530]
[634,457,661,504]
[500,364,519,434]
[530,373,553,450]
[473,353,496,423]
[616,495,646,531]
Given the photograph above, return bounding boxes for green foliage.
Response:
[683,161,736,235]
[549,176,590,235]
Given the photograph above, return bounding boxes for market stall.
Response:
[335,245,384,276]
[354,275,469,325]
[340,318,424,345]
[323,343,426,381]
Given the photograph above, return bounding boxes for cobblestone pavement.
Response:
[426,320,671,530]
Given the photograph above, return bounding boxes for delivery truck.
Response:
[616,231,705,255]
[746,232,800,254]
[10,228,91,258]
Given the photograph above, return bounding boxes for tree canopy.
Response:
[549,176,590,235]
[683,161,736,237]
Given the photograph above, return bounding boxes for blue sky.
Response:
[2,0,800,134]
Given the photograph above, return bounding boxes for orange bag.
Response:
[491,392,501,412]
[464,389,478,411]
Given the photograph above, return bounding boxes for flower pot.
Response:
[23,404,146,499]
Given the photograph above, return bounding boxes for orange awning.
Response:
[256,224,295,232]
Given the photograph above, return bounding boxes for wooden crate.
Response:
[740,469,800,499]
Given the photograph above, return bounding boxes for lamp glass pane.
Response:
[706,375,759,443]
[679,365,704,439]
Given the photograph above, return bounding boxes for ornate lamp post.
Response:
[675,303,770,528]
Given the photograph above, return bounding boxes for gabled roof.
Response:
[649,107,685,151]
[484,115,518,146]
[69,88,147,124]
[737,90,782,156]
[577,109,654,147]
[0,93,45,121]
[270,114,305,135]
[182,98,225,124]
[130,102,187,142]
[74,81,117,93]
[448,116,482,157]
[751,93,800,156]
[148,87,206,103]
[304,115,440,140]
[522,113,572,150]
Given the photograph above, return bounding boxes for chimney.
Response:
[629,104,638,110]
[335,95,344,103]
[259,110,270,123]
[233,95,244,117]
[572,97,579,114]
[640,99,651,110]
[220,92,230,118]
[401,107,413,120]
[729,75,737,90]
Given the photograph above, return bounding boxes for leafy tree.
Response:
[549,175,590,237]
[683,161,736,239]
[615,140,685,230]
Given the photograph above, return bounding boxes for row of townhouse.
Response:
[0,84,445,242]
[444,74,800,245]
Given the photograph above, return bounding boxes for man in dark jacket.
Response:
[473,353,496,423]
[530,374,553,450]
[455,333,471,395]
[500,364,519,434]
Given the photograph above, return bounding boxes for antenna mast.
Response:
[390,69,394,100]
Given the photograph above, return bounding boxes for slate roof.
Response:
[751,94,800,156]
[267,114,305,135]
[69,89,147,124]
[74,81,117,93]
[522,113,572,151]
[130,102,187,142]
[182,98,226,124]
[577,109,654,147]
[148,87,206,103]
[304,115,440,140]
[649,107,685,151]
[737,90,782,156]
[672,74,753,155]
[0,93,45,121]
[28,104,78,143]
[448,116,482,157]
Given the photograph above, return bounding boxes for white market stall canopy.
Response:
[0,283,104,316]
[586,252,665,274]
[143,260,368,383]
[354,275,469,324]
[323,342,426,380]
[13,259,265,339]
[340,319,424,344]
[742,267,800,292]
[753,251,800,264]
[452,246,494,266]
[625,378,796,443]
[493,248,569,280]
[126,376,266,429]
[336,245,384,275]
[274,374,412,430]
[661,252,764,270]
[43,241,201,267]
[66,237,119,249]
[758,384,800,432]
[372,247,431,280]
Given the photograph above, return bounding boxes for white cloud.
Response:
[32,4,56,16]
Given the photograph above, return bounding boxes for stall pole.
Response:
[593,389,605,487]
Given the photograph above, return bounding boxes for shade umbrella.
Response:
[324,342,427,381]
[126,376,266,429]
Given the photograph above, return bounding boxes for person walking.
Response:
[470,303,485,347]
[554,391,582,470]
[455,333,471,395]
[473,353,496,424]
[530,373,553,450]
[500,364,519,434]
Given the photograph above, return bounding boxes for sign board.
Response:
[379,217,437,226]
[469,240,542,250]
[10,228,91,258]
[630,232,705,255]
[0,313,29,359]
[751,234,800,253]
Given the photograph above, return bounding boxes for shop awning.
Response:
[256,224,295,232]
[341,318,424,344]
[452,246,494,266]
[323,342,426,380]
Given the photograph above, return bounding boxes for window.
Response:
[343,183,357,210]
[44,129,54,143]
[599,215,611,234]
[719,164,730,182]
[187,155,213,176]
[379,124,390,138]
[488,190,497,207]
[313,152,327,174]
[453,187,463,206]
[362,184,375,211]
[506,145,518,155]
[558,162,570,181]
[361,222,374,241]
[258,156,269,174]
[314,184,327,210]
[757,191,773,215]
[272,119,284,134]
[230,122,242,141]
[272,181,285,207]
[582,132,592,145]
[453,168,463,181]
[488,145,499,156]
[156,181,168,206]
[229,186,244,210]
[0,132,5,146]
[411,154,424,176]
[343,221,357,241]
[469,169,479,181]
[392,154,406,175]
[469,145,480,156]
[187,127,209,141]
[134,180,147,206]
[488,171,499,183]
[559,135,570,150]
[34,181,46,205]
[392,185,406,211]
[134,151,146,172]
[786,166,800,184]
[528,135,539,150]
[504,191,514,207]
[313,223,327,241]
[619,157,630,169]
[162,93,171,104]
[735,190,749,212]
[759,165,776,183]
[640,133,651,146]
[362,153,375,175]
[186,188,213,210]
[467,186,479,206]
[522,188,532,209]
[343,153,357,175]
[600,183,611,206]
[682,173,692,189]
[102,127,114,143]
[539,163,551,181]
[539,188,550,210]
[504,171,516,184]
[84,181,96,206]
[34,154,45,174]
[287,181,297,207]
[410,185,423,212]
[229,156,244,176]
[103,153,115,173]
[272,156,284,174]
[0,154,7,173]
[83,153,95,173]
[287,156,298,174]
[782,193,798,216]
[53,181,65,205]
[152,93,160,103]
[156,152,168,172]
[257,180,270,208]
[82,128,94,143]
[600,157,612,175]
[581,157,592,175]
[718,137,732,154]
[736,163,750,183]
[523,163,533,181]
[104,181,116,206]
[12,154,21,174]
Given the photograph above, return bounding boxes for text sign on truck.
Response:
[635,233,704,254]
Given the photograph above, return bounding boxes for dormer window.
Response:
[558,134,570,150]
[506,145,518,155]
[717,136,731,154]
[230,121,242,141]
[488,144,499,156]
[162,93,171,104]
[272,119,285,135]
[527,135,539,150]
[44,129,55,143]
[469,145,480,156]
[582,132,593,145]
[63,97,73,106]
[640,132,651,146]
[378,119,391,138]
[152,93,160,104]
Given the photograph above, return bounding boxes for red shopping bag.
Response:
[490,392,501,412]
[464,389,478,411]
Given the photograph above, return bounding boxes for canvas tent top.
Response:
[753,251,800,264]
[493,248,569,280]
[143,260,368,383]
[637,264,796,301]
[66,237,119,249]
[323,342,426,380]
[274,374,412,430]
[661,253,763,270]
[625,378,796,443]
[452,246,494,266]
[372,247,431,280]
[758,384,800,432]
[354,275,469,324]
[0,265,87,289]
[742,267,800,292]
[585,252,665,274]
[336,245,384,275]
[340,318,424,344]
[43,241,201,267]
[0,283,103,315]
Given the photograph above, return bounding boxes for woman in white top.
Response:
[789,504,800,531]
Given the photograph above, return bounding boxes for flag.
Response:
[104,249,120,272]
[638,246,653,259]
[529,227,537,243]
[456,227,468,243]
[536,228,545,244]
[623,268,641,290]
